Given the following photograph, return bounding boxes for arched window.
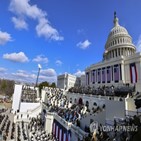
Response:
[78,98,83,105]
[93,102,97,106]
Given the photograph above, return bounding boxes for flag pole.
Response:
[35,64,42,87]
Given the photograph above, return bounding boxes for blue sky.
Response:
[0,0,141,83]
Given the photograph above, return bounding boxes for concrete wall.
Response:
[12,84,23,113]
[14,103,42,123]
[80,111,106,130]
[125,97,138,116]
[81,75,86,86]
[20,102,40,112]
[67,93,105,111]
[45,113,54,134]
[105,98,125,122]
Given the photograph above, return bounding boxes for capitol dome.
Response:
[103,12,136,60]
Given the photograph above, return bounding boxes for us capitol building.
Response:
[85,12,141,92]
[10,13,141,141]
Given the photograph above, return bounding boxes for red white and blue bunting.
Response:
[130,63,137,83]
[52,119,71,141]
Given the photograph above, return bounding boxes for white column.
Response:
[105,67,107,83]
[113,65,114,82]
[100,69,102,84]
[119,48,122,56]
[121,63,125,83]
[124,48,127,56]
[91,71,93,84]
[124,48,126,56]
[86,73,87,85]
[118,64,120,81]
[114,50,115,58]
[129,49,131,55]
[122,48,124,56]
[94,70,96,83]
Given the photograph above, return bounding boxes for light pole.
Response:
[35,64,42,87]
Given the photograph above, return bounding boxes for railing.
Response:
[26,124,30,141]
[53,113,72,129]
[28,104,41,113]
[46,111,88,137]
[71,124,89,136]
[125,110,141,117]
[67,92,106,99]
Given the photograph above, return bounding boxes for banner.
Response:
[53,119,71,141]
[130,63,137,83]
[114,65,119,82]
[59,129,62,141]
[107,66,111,83]
[102,68,105,83]
[98,69,101,83]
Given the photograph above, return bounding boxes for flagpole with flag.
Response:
[36,64,42,87]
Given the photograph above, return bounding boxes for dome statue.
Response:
[103,12,136,60]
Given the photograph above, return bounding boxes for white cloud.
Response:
[56,60,62,66]
[12,17,28,30]
[136,35,141,52]
[0,67,7,72]
[0,31,12,45]
[3,52,29,63]
[12,71,36,83]
[12,69,57,83]
[77,39,91,49]
[17,69,27,73]
[33,55,48,63]
[9,0,63,41]
[40,68,57,77]
[12,72,29,78]
[36,18,64,41]
[74,69,85,77]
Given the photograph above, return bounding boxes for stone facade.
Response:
[57,73,80,90]
[85,13,141,92]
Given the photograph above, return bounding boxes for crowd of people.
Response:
[0,114,15,141]
[21,85,37,102]
[44,88,85,126]
[87,115,141,141]
[68,84,135,97]
[45,87,68,108]
[0,85,139,141]
[44,87,106,130]
[16,121,28,141]
[28,117,58,141]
